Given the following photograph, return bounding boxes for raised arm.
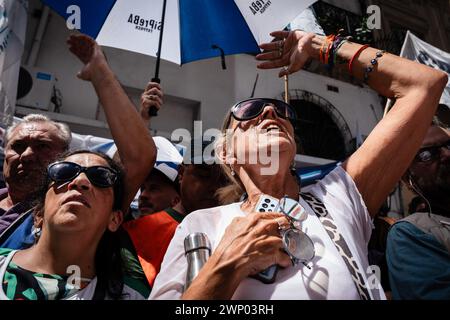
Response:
[68,34,156,213]
[257,30,448,217]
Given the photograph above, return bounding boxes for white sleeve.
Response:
[149,222,190,300]
[306,166,374,245]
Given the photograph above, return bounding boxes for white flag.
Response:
[0,0,28,127]
[400,31,450,107]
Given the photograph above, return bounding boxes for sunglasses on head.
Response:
[415,139,450,163]
[48,161,118,188]
[230,98,297,122]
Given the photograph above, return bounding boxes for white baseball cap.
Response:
[90,136,184,182]
[153,136,184,182]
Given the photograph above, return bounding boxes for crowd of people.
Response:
[0,29,448,300]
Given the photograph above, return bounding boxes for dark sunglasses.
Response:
[230,98,297,122]
[48,161,118,188]
[415,139,450,163]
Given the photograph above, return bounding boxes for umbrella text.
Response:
[128,14,161,33]
[249,0,272,15]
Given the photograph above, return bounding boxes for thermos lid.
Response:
[184,232,211,254]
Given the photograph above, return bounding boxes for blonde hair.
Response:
[214,111,245,205]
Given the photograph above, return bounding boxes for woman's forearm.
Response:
[310,34,447,99]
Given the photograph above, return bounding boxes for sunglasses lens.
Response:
[48,162,79,182]
[283,229,315,263]
[279,197,307,222]
[234,100,265,120]
[417,150,433,162]
[233,99,296,121]
[86,167,117,188]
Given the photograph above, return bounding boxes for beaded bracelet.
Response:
[363,50,385,83]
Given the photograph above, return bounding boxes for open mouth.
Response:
[265,125,281,132]
[62,194,91,208]
[260,121,285,133]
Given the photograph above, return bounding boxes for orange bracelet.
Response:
[324,35,336,65]
[320,35,335,64]
[319,41,327,64]
[348,44,370,76]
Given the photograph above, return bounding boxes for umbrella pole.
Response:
[284,75,290,104]
[149,0,168,117]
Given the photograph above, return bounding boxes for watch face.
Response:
[282,229,315,263]
[279,197,307,222]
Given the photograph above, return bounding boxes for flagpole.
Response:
[284,75,289,104]
[149,0,168,117]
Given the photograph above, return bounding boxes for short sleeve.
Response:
[386,221,450,300]
[305,166,374,245]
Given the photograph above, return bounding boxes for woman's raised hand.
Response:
[256,30,319,78]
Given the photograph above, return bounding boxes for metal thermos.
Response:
[184,232,211,291]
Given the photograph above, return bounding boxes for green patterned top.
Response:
[0,248,92,300]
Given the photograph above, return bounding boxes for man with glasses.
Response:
[386,116,450,300]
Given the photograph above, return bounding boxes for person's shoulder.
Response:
[302,165,364,205]
[302,165,349,192]
[388,219,445,251]
[186,203,241,219]
[389,220,423,240]
[0,188,8,200]
[0,248,13,257]
[181,202,242,229]
[122,277,150,300]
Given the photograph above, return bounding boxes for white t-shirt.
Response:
[150,166,386,300]
[0,250,146,300]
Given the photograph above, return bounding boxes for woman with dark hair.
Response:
[150,30,447,300]
[0,34,156,300]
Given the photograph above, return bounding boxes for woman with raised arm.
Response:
[0,35,156,300]
[149,31,447,300]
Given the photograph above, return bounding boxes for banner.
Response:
[400,31,450,107]
[0,0,28,127]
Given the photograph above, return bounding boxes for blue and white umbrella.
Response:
[41,0,317,65]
